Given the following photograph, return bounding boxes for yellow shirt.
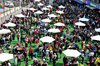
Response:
[49,47,52,51]
[55,35,57,37]
[80,64,83,66]
[83,45,85,50]
[86,65,89,66]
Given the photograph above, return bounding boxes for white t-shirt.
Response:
[90,52,94,56]
[46,50,49,54]
[86,49,89,53]
[33,58,37,62]
[8,62,11,66]
[3,37,6,41]
[39,47,43,52]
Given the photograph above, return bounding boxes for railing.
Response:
[0,3,33,26]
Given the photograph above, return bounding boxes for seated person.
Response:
[33,57,37,62]
[5,44,11,50]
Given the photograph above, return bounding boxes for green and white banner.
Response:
[90,2,97,8]
[79,0,84,2]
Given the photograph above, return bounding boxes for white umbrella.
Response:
[15,14,25,18]
[48,28,60,33]
[54,22,65,26]
[79,18,89,22]
[75,22,86,26]
[56,11,64,14]
[0,29,11,34]
[34,0,41,2]
[42,7,49,10]
[48,14,57,17]
[91,35,100,41]
[41,18,52,23]
[63,49,81,57]
[38,3,44,6]
[0,53,13,62]
[40,36,55,43]
[47,5,52,8]
[28,8,37,11]
[34,11,43,14]
[58,5,65,9]
[95,28,100,32]
[4,22,16,27]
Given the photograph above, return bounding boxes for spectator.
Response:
[46,48,49,60]
[29,47,33,60]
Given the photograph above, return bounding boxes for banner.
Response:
[90,2,97,8]
[79,0,84,2]
[84,0,90,5]
[97,5,100,9]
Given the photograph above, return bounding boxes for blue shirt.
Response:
[35,52,37,57]
[59,0,61,3]
[93,50,97,55]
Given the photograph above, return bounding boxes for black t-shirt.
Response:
[63,57,67,63]
[42,63,47,66]
[53,58,56,63]
[59,49,62,54]
[43,52,45,56]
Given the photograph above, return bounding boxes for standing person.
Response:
[35,51,38,57]
[59,48,62,58]
[14,55,17,66]
[12,29,15,40]
[46,48,49,60]
[35,38,39,48]
[29,47,33,60]
[17,53,22,66]
[21,35,23,44]
[17,32,20,44]
[9,34,12,45]
[25,37,28,48]
[42,50,46,59]
[89,51,94,62]
[81,52,85,63]
[53,57,56,66]
[39,46,43,56]
[93,48,97,57]
[26,58,28,66]
[59,0,61,5]
[23,49,27,61]
[3,36,6,45]
[49,50,53,62]
[86,48,89,57]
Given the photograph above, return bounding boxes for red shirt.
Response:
[35,30,37,34]
[60,28,62,32]
[89,44,91,49]
[29,48,33,52]
[25,18,27,21]
[62,21,64,23]
[58,42,61,46]
[22,48,26,51]
[55,44,58,49]
[35,40,39,44]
